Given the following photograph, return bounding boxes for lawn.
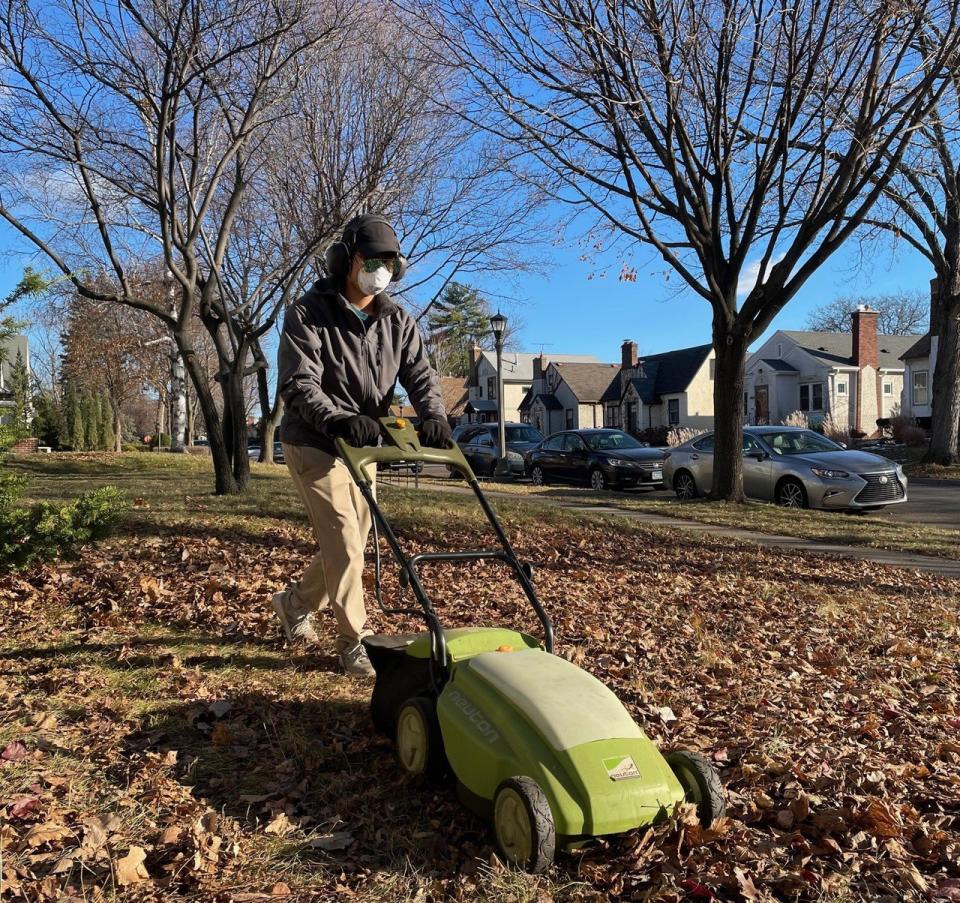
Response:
[1,454,959,902]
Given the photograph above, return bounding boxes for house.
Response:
[900,334,936,429]
[744,307,920,434]
[518,359,620,434]
[462,349,599,424]
[388,376,468,423]
[600,340,716,434]
[0,334,29,427]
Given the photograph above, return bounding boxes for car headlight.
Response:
[810,467,850,479]
[608,458,634,467]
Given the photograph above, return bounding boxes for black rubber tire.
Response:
[776,478,807,509]
[673,470,698,500]
[666,749,726,826]
[530,465,547,486]
[395,696,446,778]
[493,776,555,873]
[589,468,608,491]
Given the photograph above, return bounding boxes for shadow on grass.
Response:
[0,633,342,677]
[121,692,487,876]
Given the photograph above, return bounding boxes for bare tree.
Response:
[0,0,347,493]
[436,0,960,499]
[853,60,960,464]
[806,292,929,335]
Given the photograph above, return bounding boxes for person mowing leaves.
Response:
[274,213,451,676]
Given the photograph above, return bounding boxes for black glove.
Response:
[419,418,452,448]
[331,414,381,447]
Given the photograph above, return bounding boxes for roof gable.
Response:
[551,361,619,402]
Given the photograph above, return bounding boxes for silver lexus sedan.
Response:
[662,426,908,510]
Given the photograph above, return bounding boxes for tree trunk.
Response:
[926,283,960,465]
[169,333,187,453]
[710,320,750,502]
[256,364,284,465]
[221,363,251,491]
[179,337,239,494]
[111,398,123,453]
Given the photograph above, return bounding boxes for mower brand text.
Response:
[447,689,500,744]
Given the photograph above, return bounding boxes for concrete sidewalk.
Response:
[415,481,960,579]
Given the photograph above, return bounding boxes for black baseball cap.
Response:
[350,214,401,258]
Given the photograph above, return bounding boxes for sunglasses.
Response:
[361,257,400,275]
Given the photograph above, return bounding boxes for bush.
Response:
[149,433,171,449]
[817,412,850,446]
[0,485,127,570]
[890,415,918,444]
[667,426,708,447]
[781,410,808,428]
[901,425,928,447]
[638,426,669,446]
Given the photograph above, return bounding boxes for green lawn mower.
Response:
[337,417,725,873]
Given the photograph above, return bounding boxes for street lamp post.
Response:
[489,311,510,479]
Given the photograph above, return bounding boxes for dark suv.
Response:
[453,422,545,477]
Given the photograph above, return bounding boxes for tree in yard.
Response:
[63,380,84,451]
[440,0,960,499]
[9,350,31,436]
[0,0,351,493]
[806,292,929,336]
[427,283,495,377]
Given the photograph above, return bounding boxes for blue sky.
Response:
[1,214,933,367]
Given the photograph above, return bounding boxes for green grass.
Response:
[409,471,960,561]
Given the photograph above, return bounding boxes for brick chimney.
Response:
[851,305,879,369]
[621,340,638,371]
[533,354,544,381]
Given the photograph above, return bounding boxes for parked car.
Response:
[453,422,544,477]
[662,426,908,510]
[526,429,666,490]
[247,441,285,464]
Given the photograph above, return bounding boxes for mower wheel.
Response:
[666,749,726,826]
[396,696,446,777]
[493,776,555,873]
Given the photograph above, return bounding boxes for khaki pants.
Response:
[282,443,376,652]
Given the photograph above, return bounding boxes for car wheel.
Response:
[674,470,698,501]
[589,468,609,491]
[530,465,546,486]
[665,749,726,827]
[776,478,807,509]
[493,776,555,873]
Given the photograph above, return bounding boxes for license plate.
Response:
[652,470,662,480]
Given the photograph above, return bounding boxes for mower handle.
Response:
[335,416,476,484]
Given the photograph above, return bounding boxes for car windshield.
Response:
[585,431,643,451]
[504,426,543,443]
[763,430,844,455]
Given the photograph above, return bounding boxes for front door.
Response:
[754,386,769,425]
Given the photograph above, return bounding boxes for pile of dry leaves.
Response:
[1,488,958,901]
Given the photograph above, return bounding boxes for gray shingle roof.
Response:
[782,331,920,369]
[900,333,932,361]
[600,343,713,404]
[478,350,599,382]
[761,358,798,372]
[551,362,620,402]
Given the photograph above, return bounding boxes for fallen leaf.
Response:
[209,699,231,719]
[270,883,291,896]
[8,797,40,820]
[1,740,28,762]
[23,822,72,847]
[264,813,295,836]
[115,846,150,885]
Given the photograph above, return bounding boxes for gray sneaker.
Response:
[339,641,375,677]
[271,590,319,644]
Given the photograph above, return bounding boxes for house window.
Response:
[913,371,929,406]
[800,383,824,411]
[565,409,574,429]
[777,343,783,357]
[487,376,495,399]
[606,405,619,428]
[836,381,847,396]
[668,398,680,425]
[883,381,893,396]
